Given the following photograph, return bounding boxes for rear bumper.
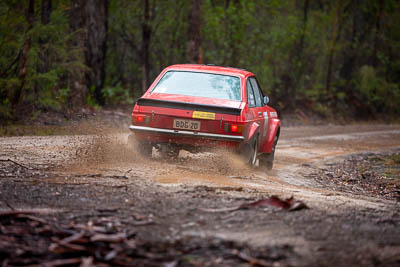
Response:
[129,125,244,146]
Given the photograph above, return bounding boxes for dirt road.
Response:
[1,123,400,266]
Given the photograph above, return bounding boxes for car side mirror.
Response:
[263,96,270,105]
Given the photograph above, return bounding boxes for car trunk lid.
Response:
[135,94,243,135]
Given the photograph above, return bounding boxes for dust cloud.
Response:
[63,119,256,184]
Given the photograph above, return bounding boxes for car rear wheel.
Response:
[167,145,180,158]
[247,136,258,167]
[157,143,180,159]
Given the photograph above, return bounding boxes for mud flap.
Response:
[259,134,278,170]
[247,122,259,142]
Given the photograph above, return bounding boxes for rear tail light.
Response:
[231,124,238,132]
[137,116,144,122]
[224,123,243,133]
[132,115,150,125]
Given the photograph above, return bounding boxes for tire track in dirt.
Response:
[151,124,400,212]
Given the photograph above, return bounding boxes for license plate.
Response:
[173,119,201,131]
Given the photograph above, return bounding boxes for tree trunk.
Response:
[41,0,51,24]
[230,0,240,66]
[298,0,309,57]
[68,0,88,108]
[141,0,154,93]
[280,0,309,111]
[187,0,202,64]
[372,0,383,68]
[68,0,108,107]
[326,1,340,97]
[84,0,108,106]
[340,0,358,83]
[289,0,309,110]
[36,0,52,102]
[39,0,52,74]
[11,0,35,109]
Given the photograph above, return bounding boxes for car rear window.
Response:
[151,71,241,101]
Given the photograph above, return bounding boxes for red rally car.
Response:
[128,64,280,169]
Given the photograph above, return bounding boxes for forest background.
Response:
[1,0,399,124]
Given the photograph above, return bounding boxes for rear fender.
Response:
[264,118,280,153]
[246,122,260,143]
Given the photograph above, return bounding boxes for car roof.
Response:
[164,64,254,77]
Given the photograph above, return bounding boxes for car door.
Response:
[248,76,269,149]
[246,77,265,144]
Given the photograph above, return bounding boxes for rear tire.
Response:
[168,145,180,159]
[157,143,180,159]
[247,136,258,167]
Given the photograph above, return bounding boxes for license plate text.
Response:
[173,119,200,131]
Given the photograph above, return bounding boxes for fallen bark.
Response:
[199,196,308,213]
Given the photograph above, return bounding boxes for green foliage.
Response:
[356,65,400,115]
[0,1,84,122]
[1,0,400,122]
[106,0,190,99]
[103,84,134,106]
[86,86,100,110]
